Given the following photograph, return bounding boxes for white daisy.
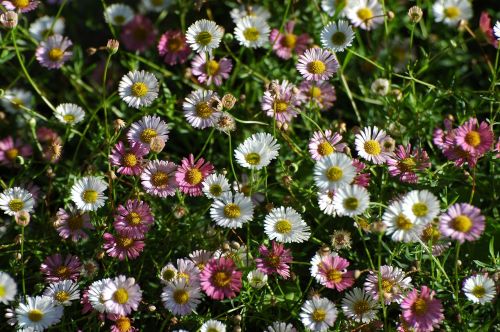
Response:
[87,278,111,313]
[264,206,311,243]
[494,21,500,41]
[127,115,170,148]
[354,126,392,164]
[317,190,337,216]
[0,187,34,216]
[15,296,64,331]
[182,89,220,129]
[118,70,159,109]
[314,153,356,191]
[382,200,424,243]
[159,263,178,285]
[161,278,201,316]
[29,16,65,41]
[70,176,108,211]
[210,192,254,229]
[341,288,379,323]
[200,319,226,332]
[300,296,338,332]
[321,0,349,17]
[102,275,142,316]
[142,0,171,12]
[186,19,224,54]
[267,322,297,332]
[332,184,370,217]
[345,0,384,31]
[402,190,440,225]
[234,16,270,49]
[247,269,268,289]
[43,280,80,306]
[230,5,271,23]
[432,0,472,27]
[320,20,355,52]
[1,88,33,114]
[54,103,85,125]
[234,132,280,170]
[0,271,17,304]
[104,3,134,26]
[463,274,496,304]
[202,173,231,199]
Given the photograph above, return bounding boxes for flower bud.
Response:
[149,136,165,154]
[0,11,18,28]
[106,39,119,54]
[15,211,30,226]
[408,6,423,24]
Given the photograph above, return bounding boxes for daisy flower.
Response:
[54,103,85,125]
[402,190,440,225]
[400,286,444,332]
[159,263,178,285]
[186,19,224,54]
[87,278,111,313]
[463,274,496,304]
[364,265,412,304]
[109,315,137,332]
[102,275,142,316]
[432,0,473,27]
[142,0,171,12]
[234,15,270,48]
[439,203,485,243]
[318,190,337,216]
[200,320,226,332]
[55,207,93,242]
[200,257,242,300]
[182,89,220,129]
[104,3,134,26]
[230,4,271,23]
[114,199,154,238]
[40,253,82,282]
[0,136,32,167]
[189,250,213,271]
[316,255,354,291]
[264,206,311,243]
[118,70,159,109]
[383,200,424,243]
[141,160,178,197]
[266,321,297,332]
[1,88,33,114]
[29,16,65,41]
[127,115,170,149]
[15,296,63,331]
[454,118,493,156]
[261,79,301,124]
[321,0,348,17]
[494,21,500,40]
[191,54,233,86]
[300,296,338,332]
[120,15,157,52]
[175,154,214,196]
[235,132,280,170]
[0,271,17,304]
[255,241,293,279]
[320,20,355,52]
[0,187,34,216]
[157,30,191,65]
[70,176,108,211]
[299,81,336,110]
[43,280,80,306]
[35,34,72,69]
[296,48,339,81]
[210,192,254,228]
[332,184,370,217]
[341,288,379,323]
[175,258,201,286]
[269,21,310,59]
[247,269,268,289]
[103,232,145,260]
[202,173,231,199]
[3,0,39,13]
[387,144,431,184]
[161,279,201,316]
[109,141,148,176]
[354,126,392,164]
[345,0,384,31]
[309,130,346,161]
[314,152,356,191]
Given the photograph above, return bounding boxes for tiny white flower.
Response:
[186,19,224,54]
[247,269,268,289]
[0,187,34,216]
[314,153,356,191]
[354,126,392,164]
[102,275,142,316]
[234,132,280,170]
[332,184,370,217]
[383,200,424,243]
[300,296,338,331]
[321,0,349,17]
[127,115,170,148]
[70,176,108,211]
[371,78,390,96]
[345,0,384,31]
[234,16,270,49]
[1,88,33,114]
[230,5,271,23]
[402,189,440,225]
[264,206,311,243]
[320,20,355,52]
[104,3,134,26]
[463,274,496,304]
[341,287,379,323]
[200,319,226,332]
[43,280,80,306]
[0,271,17,304]
[161,278,201,316]
[210,192,254,228]
[266,321,297,332]
[29,16,65,41]
[183,89,220,129]
[494,21,500,41]
[318,190,337,216]
[432,0,472,27]
[15,296,64,331]
[87,278,111,313]
[202,173,231,199]
[118,70,159,109]
[54,103,85,125]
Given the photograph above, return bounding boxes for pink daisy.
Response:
[316,255,354,291]
[269,21,310,60]
[400,286,444,332]
[40,253,82,282]
[296,47,339,81]
[200,257,242,300]
[114,199,154,238]
[109,141,148,176]
[35,34,72,69]
[255,241,293,279]
[387,144,431,184]
[103,232,145,260]
[2,0,39,13]
[352,159,371,188]
[261,80,302,124]
[299,80,336,110]
[120,15,157,52]
[308,130,347,161]
[439,203,485,243]
[0,136,32,167]
[454,118,493,156]
[479,11,498,48]
[140,160,178,197]
[175,154,214,197]
[157,30,191,65]
[55,207,94,242]
[191,54,233,86]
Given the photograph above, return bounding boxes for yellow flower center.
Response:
[451,215,472,233]
[309,86,322,99]
[422,225,441,242]
[395,213,413,230]
[273,100,288,113]
[186,168,203,185]
[281,33,297,48]
[243,27,260,41]
[343,197,359,210]
[12,0,29,9]
[55,266,70,279]
[131,82,148,98]
[471,285,485,298]
[399,157,416,172]
[140,128,157,144]
[307,60,326,74]
[113,288,129,304]
[223,203,241,218]
[311,309,326,322]
[177,272,190,282]
[357,7,373,21]
[266,254,280,267]
[245,152,261,165]
[331,31,347,46]
[275,219,292,234]
[122,153,137,167]
[327,268,343,283]
[0,285,5,298]
[113,15,125,25]
[206,60,220,76]
[82,190,98,203]
[353,300,370,315]
[8,198,24,212]
[212,271,231,287]
[5,148,18,161]
[195,31,212,46]
[413,298,428,316]
[151,171,169,187]
[444,6,461,19]
[168,37,182,51]
[173,289,189,304]
[67,214,84,231]
[195,102,214,119]
[27,309,44,322]
[412,203,428,217]
[162,269,176,281]
[126,211,142,226]
[63,114,75,123]
[209,184,222,196]
[317,141,334,156]
[116,235,134,248]
[381,279,394,294]
[364,140,381,155]
[116,316,132,332]
[326,166,343,181]
[48,48,64,62]
[464,131,481,147]
[55,290,70,303]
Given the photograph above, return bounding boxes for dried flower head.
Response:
[408,6,423,24]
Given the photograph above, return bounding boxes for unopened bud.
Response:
[149,136,165,153]
[106,39,119,54]
[148,305,156,312]
[0,11,18,28]
[408,6,423,24]
[354,270,362,279]
[222,242,231,252]
[15,211,30,226]
[221,94,237,110]
[387,11,395,21]
[230,241,240,250]
[113,119,126,131]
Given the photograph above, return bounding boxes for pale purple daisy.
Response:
[439,203,485,243]
[114,199,154,238]
[157,30,191,66]
[400,286,444,332]
[161,278,201,316]
[255,241,293,279]
[296,47,339,81]
[0,136,32,167]
[387,144,431,184]
[2,0,39,12]
[355,126,392,164]
[200,257,242,300]
[175,258,201,286]
[191,54,233,86]
[127,115,170,150]
[35,34,72,69]
[102,275,142,316]
[299,80,336,110]
[189,249,213,272]
[269,21,310,60]
[103,232,145,260]
[364,265,412,304]
[109,141,148,176]
[175,154,214,197]
[261,80,302,124]
[141,160,178,197]
[55,207,94,242]
[454,118,493,156]
[308,129,347,160]
[40,253,82,282]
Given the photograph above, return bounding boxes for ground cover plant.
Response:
[0,0,499,331]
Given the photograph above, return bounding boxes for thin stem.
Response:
[21,225,26,295]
